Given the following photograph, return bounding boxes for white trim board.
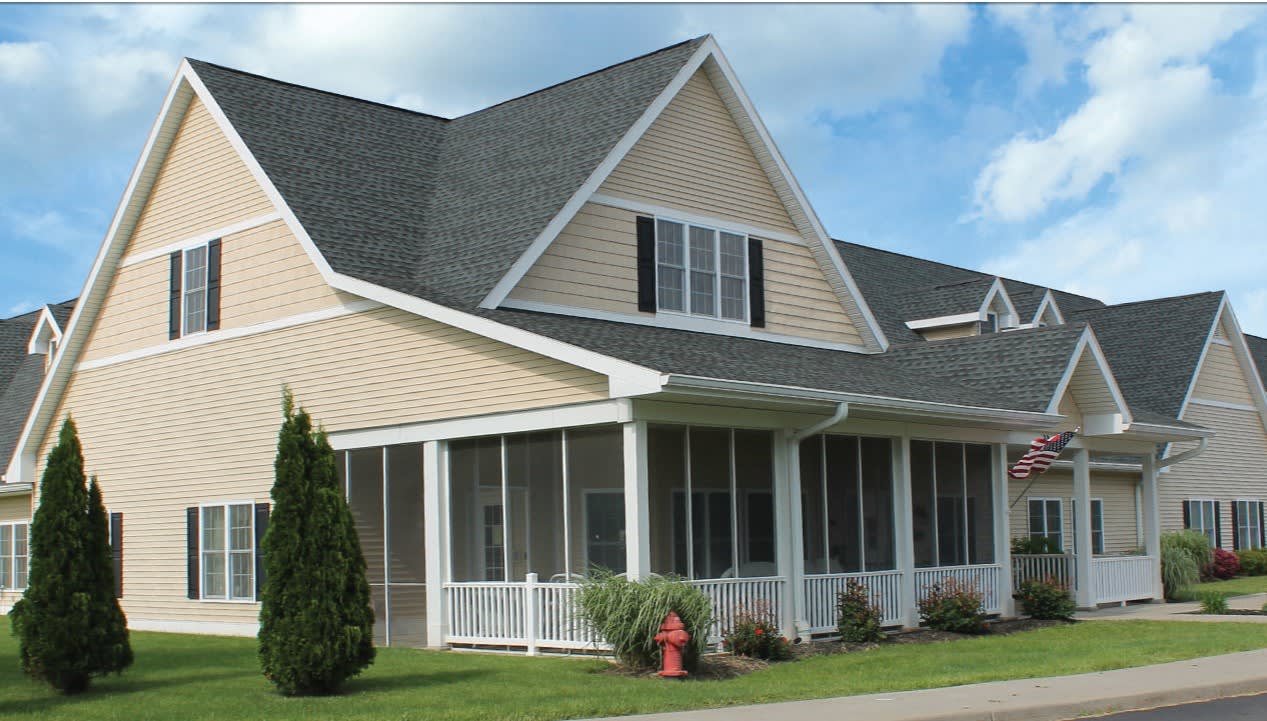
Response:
[499,298,872,353]
[588,193,806,246]
[1189,397,1258,412]
[120,212,283,268]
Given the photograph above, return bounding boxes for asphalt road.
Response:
[1090,693,1267,720]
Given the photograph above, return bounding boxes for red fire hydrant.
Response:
[654,610,690,678]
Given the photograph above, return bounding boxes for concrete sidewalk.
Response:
[1075,593,1267,623]
[599,649,1267,721]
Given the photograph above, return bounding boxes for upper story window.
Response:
[183,245,209,335]
[655,219,748,322]
[169,238,221,340]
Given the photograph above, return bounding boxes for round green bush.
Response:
[917,578,987,634]
[1237,549,1267,576]
[723,606,791,661]
[1015,577,1075,620]
[836,581,886,642]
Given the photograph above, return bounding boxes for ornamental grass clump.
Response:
[1015,577,1076,620]
[1161,530,1209,599]
[1199,591,1229,615]
[917,578,987,634]
[835,581,886,643]
[722,603,791,661]
[576,570,713,671]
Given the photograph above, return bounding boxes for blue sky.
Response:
[3,4,1267,334]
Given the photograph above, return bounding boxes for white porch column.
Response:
[622,421,651,580]
[1141,453,1164,600]
[423,440,447,649]
[993,443,1015,617]
[777,432,807,640]
[894,434,918,627]
[1072,448,1095,608]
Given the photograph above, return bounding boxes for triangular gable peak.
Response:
[1046,327,1132,436]
[26,306,64,356]
[481,37,889,353]
[1030,290,1064,328]
[1180,295,1267,431]
[979,278,1018,330]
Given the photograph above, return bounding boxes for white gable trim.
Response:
[979,278,1019,328]
[478,37,890,353]
[1176,295,1224,423]
[1181,296,1267,435]
[1032,290,1064,326]
[1044,327,1133,431]
[26,306,64,355]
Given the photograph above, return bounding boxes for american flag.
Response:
[1008,431,1077,480]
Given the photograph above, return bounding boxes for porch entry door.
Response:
[476,487,529,582]
[584,491,626,574]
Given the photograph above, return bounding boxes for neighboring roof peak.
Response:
[1076,289,1224,314]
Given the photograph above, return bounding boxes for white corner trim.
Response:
[120,212,283,268]
[76,299,381,372]
[905,312,981,331]
[1032,290,1064,326]
[587,193,806,246]
[26,305,63,355]
[499,298,872,353]
[128,618,259,637]
[328,399,633,450]
[479,42,713,311]
[1189,397,1258,412]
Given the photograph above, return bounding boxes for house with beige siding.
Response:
[0,36,1244,650]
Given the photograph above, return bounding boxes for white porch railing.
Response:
[804,570,904,633]
[688,576,785,643]
[444,575,606,653]
[914,564,1002,613]
[1092,555,1156,605]
[1012,554,1076,591]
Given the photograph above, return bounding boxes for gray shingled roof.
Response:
[190,37,706,309]
[0,300,75,474]
[888,276,996,326]
[1246,334,1267,388]
[1068,292,1224,420]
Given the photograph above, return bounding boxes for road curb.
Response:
[980,677,1267,720]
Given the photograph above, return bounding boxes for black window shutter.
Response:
[109,512,123,599]
[1232,502,1241,550]
[748,237,765,328]
[206,239,222,331]
[169,251,183,340]
[186,506,199,599]
[636,216,656,312]
[254,503,270,602]
[1182,501,1191,529]
[1215,502,1223,548]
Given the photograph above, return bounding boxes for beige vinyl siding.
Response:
[919,324,978,342]
[761,241,864,345]
[82,220,343,363]
[0,494,30,522]
[1056,394,1083,432]
[1008,469,1140,555]
[599,70,797,236]
[1165,403,1267,550]
[37,305,608,624]
[1192,342,1255,406]
[508,203,638,313]
[125,97,273,257]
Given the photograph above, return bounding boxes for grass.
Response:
[3,622,1267,720]
[1174,575,1267,601]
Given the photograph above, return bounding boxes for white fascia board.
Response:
[662,374,1063,426]
[1125,421,1212,441]
[905,312,982,331]
[5,66,195,483]
[479,42,712,311]
[1033,290,1064,326]
[1043,327,1133,426]
[25,306,63,355]
[0,482,33,496]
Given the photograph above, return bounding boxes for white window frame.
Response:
[654,217,749,324]
[1186,498,1218,547]
[1235,499,1263,550]
[1028,497,1064,551]
[198,500,255,602]
[0,521,29,591]
[181,242,211,337]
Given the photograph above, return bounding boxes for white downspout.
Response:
[789,402,849,442]
[1157,437,1208,469]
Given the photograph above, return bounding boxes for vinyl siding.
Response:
[82,220,341,363]
[124,96,273,257]
[599,69,797,236]
[1008,469,1140,555]
[919,324,978,342]
[36,304,609,625]
[762,241,864,345]
[1192,342,1255,406]
[1165,402,1267,550]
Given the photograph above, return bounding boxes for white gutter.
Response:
[0,482,33,496]
[789,402,848,442]
[1158,437,1209,469]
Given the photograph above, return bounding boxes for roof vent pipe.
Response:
[789,402,848,442]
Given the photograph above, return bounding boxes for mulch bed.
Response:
[600,618,1074,680]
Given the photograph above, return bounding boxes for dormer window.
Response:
[655,218,748,322]
[982,312,999,334]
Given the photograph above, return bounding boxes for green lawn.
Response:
[2,622,1267,720]
[1175,575,1267,601]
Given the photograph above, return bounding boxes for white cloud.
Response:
[0,41,53,85]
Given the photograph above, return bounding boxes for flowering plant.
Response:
[722,603,791,660]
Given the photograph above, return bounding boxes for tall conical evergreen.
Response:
[259,388,374,695]
[10,418,132,693]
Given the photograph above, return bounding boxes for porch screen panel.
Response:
[734,429,775,577]
[934,442,966,566]
[649,425,688,576]
[347,448,387,645]
[506,432,564,581]
[799,436,828,574]
[690,428,733,579]
[861,437,895,571]
[387,444,426,647]
[825,435,861,573]
[910,440,937,568]
[964,443,994,564]
[448,437,504,582]
[567,426,625,575]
